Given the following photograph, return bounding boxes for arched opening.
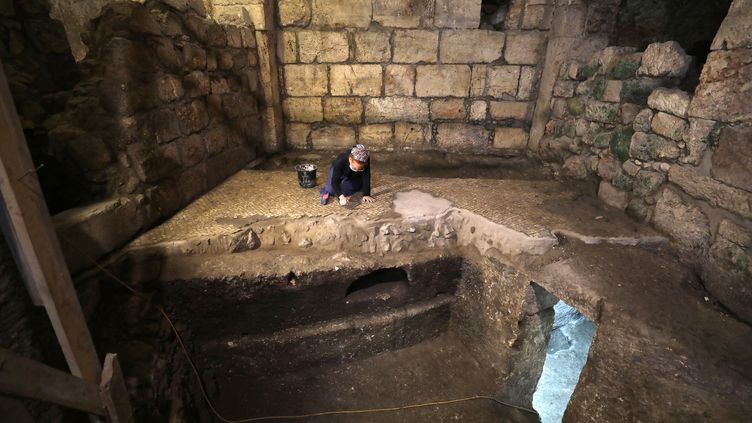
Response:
[345,267,410,304]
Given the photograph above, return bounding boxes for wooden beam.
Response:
[0,62,102,383]
[100,354,135,423]
[0,348,106,416]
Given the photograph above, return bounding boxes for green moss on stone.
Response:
[581,63,601,79]
[607,59,640,80]
[594,132,613,148]
[592,77,606,100]
[705,123,723,149]
[586,101,620,123]
[612,173,634,191]
[554,120,576,138]
[566,97,585,116]
[609,127,634,161]
[633,170,665,197]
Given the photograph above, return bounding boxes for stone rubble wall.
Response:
[540,0,752,323]
[0,0,85,213]
[277,0,552,153]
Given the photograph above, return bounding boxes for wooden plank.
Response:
[0,348,105,416]
[0,62,102,383]
[100,354,135,423]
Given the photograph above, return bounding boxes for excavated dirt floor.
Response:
[104,151,752,422]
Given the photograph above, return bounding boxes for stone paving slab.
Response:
[129,169,659,248]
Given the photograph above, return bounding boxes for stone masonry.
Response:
[539,0,752,325]
[279,0,552,153]
[32,0,265,272]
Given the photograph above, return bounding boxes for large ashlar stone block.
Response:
[647,88,690,117]
[493,127,528,149]
[504,32,547,65]
[311,0,372,28]
[434,0,482,28]
[283,97,323,122]
[470,101,487,120]
[651,111,687,141]
[637,41,691,78]
[373,0,430,28]
[669,165,752,219]
[365,97,429,122]
[711,0,752,50]
[359,124,393,147]
[393,30,439,63]
[298,31,349,63]
[284,64,328,96]
[279,0,311,26]
[688,49,752,123]
[53,197,145,274]
[385,65,415,96]
[395,122,429,145]
[354,31,391,62]
[489,101,530,120]
[486,66,520,98]
[703,219,752,324]
[330,64,383,96]
[653,188,711,254]
[311,125,356,148]
[517,66,536,100]
[286,123,311,148]
[436,123,489,149]
[324,97,363,123]
[430,99,466,119]
[278,31,297,63]
[440,30,505,63]
[470,65,487,96]
[522,4,549,29]
[415,65,471,97]
[711,126,752,192]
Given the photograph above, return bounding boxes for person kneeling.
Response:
[320,144,376,206]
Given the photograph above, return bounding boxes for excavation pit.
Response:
[154,256,543,422]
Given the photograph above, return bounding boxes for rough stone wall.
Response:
[540,0,752,324]
[0,0,88,214]
[277,0,552,153]
[40,0,264,273]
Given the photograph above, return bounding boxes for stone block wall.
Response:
[540,0,752,324]
[278,0,552,153]
[3,0,265,272]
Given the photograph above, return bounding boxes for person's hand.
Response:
[339,195,349,205]
[363,196,376,203]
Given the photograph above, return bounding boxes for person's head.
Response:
[349,144,369,172]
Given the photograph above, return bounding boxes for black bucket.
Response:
[295,164,317,188]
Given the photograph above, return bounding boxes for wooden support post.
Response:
[0,348,106,416]
[0,62,102,383]
[256,0,285,153]
[100,354,135,423]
